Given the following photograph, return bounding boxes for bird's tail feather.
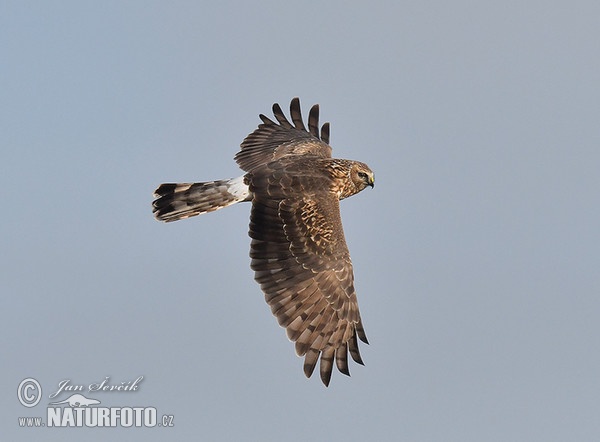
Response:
[152,176,250,222]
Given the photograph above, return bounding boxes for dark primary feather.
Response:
[235,97,332,172]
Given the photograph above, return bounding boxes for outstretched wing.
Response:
[248,161,368,386]
[235,97,332,172]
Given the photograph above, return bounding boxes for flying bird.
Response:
[153,98,374,386]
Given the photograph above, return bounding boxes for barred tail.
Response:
[152,175,250,222]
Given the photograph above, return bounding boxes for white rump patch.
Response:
[228,175,251,201]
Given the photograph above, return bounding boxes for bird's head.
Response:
[350,162,375,192]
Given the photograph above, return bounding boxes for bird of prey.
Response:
[152,98,374,386]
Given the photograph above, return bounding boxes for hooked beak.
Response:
[368,175,375,188]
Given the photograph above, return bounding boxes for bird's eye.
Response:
[357,172,367,179]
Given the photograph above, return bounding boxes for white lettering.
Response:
[120,407,133,427]
[89,376,144,392]
[46,407,158,427]
[48,379,84,399]
[97,407,110,426]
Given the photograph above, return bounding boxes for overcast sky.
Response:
[3,1,600,441]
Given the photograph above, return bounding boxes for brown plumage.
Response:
[153,98,374,386]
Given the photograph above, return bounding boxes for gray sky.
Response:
[3,1,599,441]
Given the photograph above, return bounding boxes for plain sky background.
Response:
[2,1,599,441]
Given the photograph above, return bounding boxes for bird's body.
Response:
[153,98,374,386]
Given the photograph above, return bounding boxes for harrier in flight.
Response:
[153,98,374,386]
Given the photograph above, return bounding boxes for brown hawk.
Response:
[153,98,374,386]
